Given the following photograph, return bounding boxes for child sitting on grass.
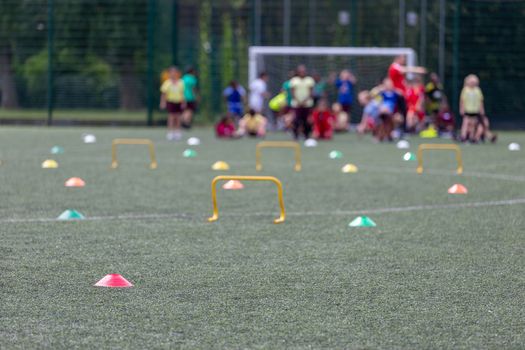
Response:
[332,102,349,132]
[312,99,335,140]
[215,114,237,138]
[238,109,267,137]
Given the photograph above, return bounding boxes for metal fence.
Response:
[0,0,524,127]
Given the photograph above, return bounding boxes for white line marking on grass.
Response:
[1,198,524,224]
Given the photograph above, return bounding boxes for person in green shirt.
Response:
[182,67,198,128]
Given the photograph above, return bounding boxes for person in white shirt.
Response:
[249,72,269,114]
[290,65,315,139]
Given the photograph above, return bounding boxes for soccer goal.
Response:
[249,46,417,116]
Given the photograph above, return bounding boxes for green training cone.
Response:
[57,209,85,220]
[403,152,416,161]
[50,146,64,154]
[349,216,377,227]
[329,150,343,159]
[183,149,197,158]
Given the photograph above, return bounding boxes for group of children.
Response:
[160,60,497,144]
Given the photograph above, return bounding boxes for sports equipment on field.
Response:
[256,141,301,172]
[212,161,230,171]
[342,164,358,173]
[94,274,133,288]
[42,159,58,169]
[448,184,468,194]
[57,209,85,220]
[111,138,157,169]
[349,216,377,227]
[208,175,286,224]
[65,177,86,187]
[416,144,463,174]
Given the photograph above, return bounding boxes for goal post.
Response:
[248,46,417,83]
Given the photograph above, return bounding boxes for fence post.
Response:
[452,0,461,115]
[146,0,155,126]
[47,0,54,125]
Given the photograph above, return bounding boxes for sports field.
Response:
[1,127,524,349]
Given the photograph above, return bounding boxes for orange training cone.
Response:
[65,177,86,187]
[448,184,468,194]
[94,274,133,288]
[222,180,244,190]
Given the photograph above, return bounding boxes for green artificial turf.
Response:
[0,126,524,349]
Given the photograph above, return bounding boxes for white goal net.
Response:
[249,46,417,119]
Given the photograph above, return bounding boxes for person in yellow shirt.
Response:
[238,109,267,137]
[460,74,496,143]
[160,67,185,141]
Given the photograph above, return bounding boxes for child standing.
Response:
[160,67,185,141]
[459,74,496,143]
[335,69,356,127]
[223,80,246,119]
[311,99,335,140]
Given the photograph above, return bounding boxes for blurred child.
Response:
[332,103,349,132]
[459,74,497,143]
[223,80,246,119]
[335,69,357,127]
[215,114,237,138]
[377,78,403,141]
[160,66,185,141]
[425,72,445,121]
[435,102,455,138]
[356,90,380,135]
[182,67,198,129]
[238,109,267,137]
[311,99,335,140]
[405,77,426,132]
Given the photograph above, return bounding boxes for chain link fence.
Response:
[0,0,523,127]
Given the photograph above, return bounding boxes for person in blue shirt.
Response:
[335,69,357,121]
[223,81,246,119]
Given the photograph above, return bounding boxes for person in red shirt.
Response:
[388,55,427,133]
[311,99,335,140]
[405,77,426,131]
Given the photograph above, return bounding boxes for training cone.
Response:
[396,140,410,149]
[57,209,85,220]
[82,134,96,144]
[65,177,86,187]
[349,216,377,227]
[342,163,358,173]
[212,161,230,171]
[94,274,133,288]
[419,126,438,139]
[187,137,201,146]
[304,138,318,148]
[182,149,197,158]
[329,150,343,159]
[41,159,58,169]
[403,152,416,161]
[50,146,64,154]
[508,142,521,151]
[222,180,244,190]
[448,184,468,194]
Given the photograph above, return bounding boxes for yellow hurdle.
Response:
[416,143,463,174]
[111,138,158,169]
[208,175,286,224]
[256,141,301,171]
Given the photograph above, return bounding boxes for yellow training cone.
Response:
[42,159,58,169]
[211,161,230,171]
[342,164,358,173]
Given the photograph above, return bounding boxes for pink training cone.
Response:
[94,274,133,288]
[448,184,468,194]
[222,180,244,190]
[65,177,86,187]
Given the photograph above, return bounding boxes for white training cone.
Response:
[187,137,201,146]
[82,134,96,144]
[508,143,520,151]
[304,138,318,148]
[396,140,410,149]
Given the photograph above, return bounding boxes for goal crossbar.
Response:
[248,46,416,83]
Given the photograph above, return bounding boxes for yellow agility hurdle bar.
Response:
[208,175,286,224]
[111,138,158,169]
[256,141,301,171]
[416,143,463,174]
